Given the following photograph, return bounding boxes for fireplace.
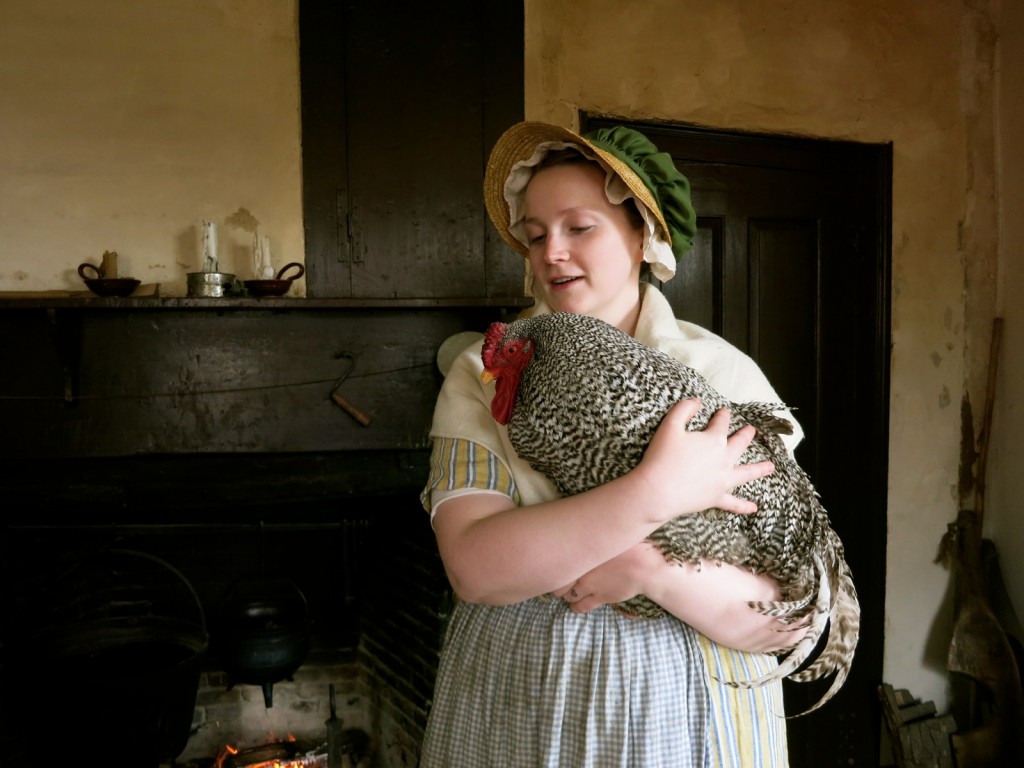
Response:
[0,452,450,768]
[0,302,508,766]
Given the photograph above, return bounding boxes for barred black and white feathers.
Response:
[481,311,860,716]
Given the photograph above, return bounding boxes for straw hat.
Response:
[483,121,697,272]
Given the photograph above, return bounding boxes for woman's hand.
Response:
[638,398,775,518]
[551,540,662,613]
[553,540,810,654]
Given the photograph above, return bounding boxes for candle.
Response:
[252,232,261,277]
[259,235,274,279]
[252,233,274,279]
[101,250,119,278]
[202,221,219,272]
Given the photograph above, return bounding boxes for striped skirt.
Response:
[419,597,789,767]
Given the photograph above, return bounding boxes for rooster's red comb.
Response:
[481,322,508,368]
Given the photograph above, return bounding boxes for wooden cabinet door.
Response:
[299,1,524,299]
[587,116,892,768]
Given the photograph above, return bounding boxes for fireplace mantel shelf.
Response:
[0,295,534,311]
[2,294,517,458]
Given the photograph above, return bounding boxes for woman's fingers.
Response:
[550,581,577,600]
[736,459,775,485]
[650,400,777,517]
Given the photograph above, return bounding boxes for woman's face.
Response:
[522,161,644,332]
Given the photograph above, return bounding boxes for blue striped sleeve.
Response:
[419,437,519,514]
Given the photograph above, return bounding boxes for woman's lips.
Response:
[549,275,582,290]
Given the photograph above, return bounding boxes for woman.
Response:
[419,121,807,767]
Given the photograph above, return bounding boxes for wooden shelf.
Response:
[0,296,534,311]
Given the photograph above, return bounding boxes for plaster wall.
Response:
[0,0,303,296]
[522,0,1009,713]
[0,0,1019,721]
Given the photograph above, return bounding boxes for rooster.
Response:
[480,311,860,715]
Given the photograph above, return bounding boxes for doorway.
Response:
[585,114,892,767]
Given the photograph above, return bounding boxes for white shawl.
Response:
[429,283,803,507]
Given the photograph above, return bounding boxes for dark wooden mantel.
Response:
[0,298,530,468]
[0,296,533,311]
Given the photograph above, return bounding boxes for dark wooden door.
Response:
[587,116,892,767]
[298,0,524,300]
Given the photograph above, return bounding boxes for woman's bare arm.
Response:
[432,400,775,605]
[552,541,809,653]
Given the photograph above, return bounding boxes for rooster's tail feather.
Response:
[717,555,831,700]
[722,551,861,718]
[785,562,860,715]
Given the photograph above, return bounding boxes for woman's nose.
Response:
[541,233,569,262]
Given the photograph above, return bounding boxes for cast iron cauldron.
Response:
[211,575,312,708]
[2,550,208,768]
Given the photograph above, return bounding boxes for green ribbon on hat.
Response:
[584,126,697,261]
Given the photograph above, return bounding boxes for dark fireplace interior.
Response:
[0,455,450,768]
[0,303,519,767]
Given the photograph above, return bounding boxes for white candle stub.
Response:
[253,233,274,278]
[202,221,219,272]
[257,234,274,279]
[252,232,261,277]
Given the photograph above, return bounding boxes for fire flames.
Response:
[214,736,327,768]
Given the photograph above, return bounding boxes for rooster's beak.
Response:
[480,368,497,384]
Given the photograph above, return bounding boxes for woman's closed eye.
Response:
[526,219,596,245]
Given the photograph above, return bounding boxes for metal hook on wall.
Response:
[329,351,372,427]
